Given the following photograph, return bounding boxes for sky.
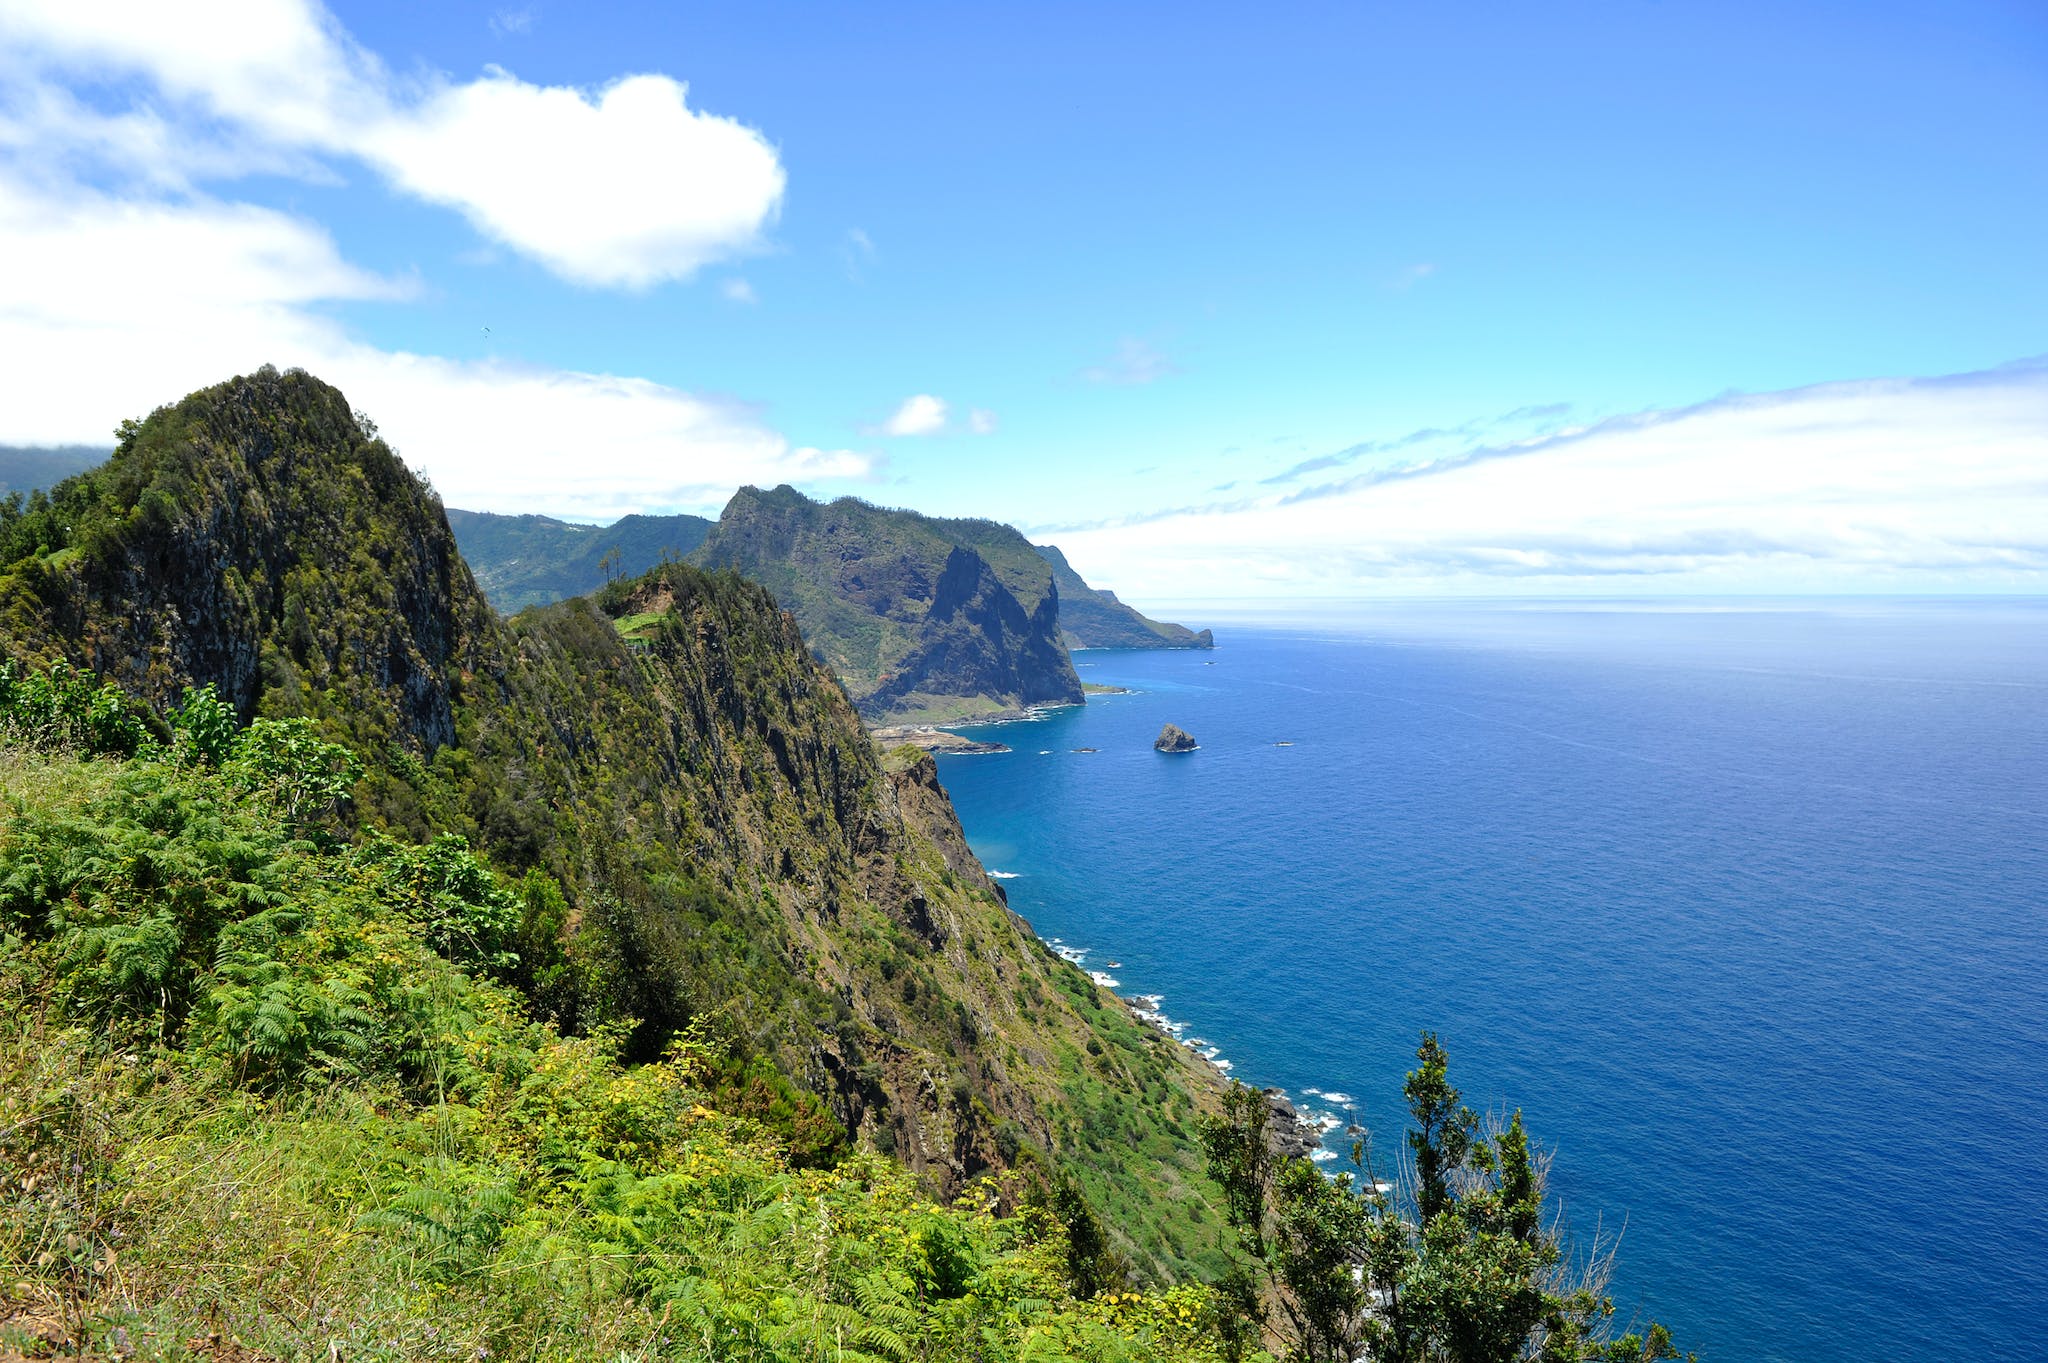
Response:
[2,0,2044,600]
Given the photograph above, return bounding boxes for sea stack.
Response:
[1154,723,1198,753]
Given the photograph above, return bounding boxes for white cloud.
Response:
[1081,337,1179,386]
[0,171,866,519]
[0,0,782,288]
[489,6,537,37]
[870,394,949,437]
[967,407,998,435]
[362,73,783,289]
[1048,363,2048,597]
[720,277,758,304]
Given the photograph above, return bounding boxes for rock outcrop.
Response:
[1154,723,1199,753]
[1264,1088,1326,1160]
[690,486,1084,722]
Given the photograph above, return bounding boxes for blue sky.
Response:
[2,0,2044,596]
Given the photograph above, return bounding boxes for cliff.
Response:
[689,485,1086,722]
[0,368,1227,1277]
[1034,542,1214,650]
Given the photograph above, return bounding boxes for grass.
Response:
[610,609,667,639]
[0,743,1260,1362]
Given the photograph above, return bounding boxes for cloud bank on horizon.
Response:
[0,0,2041,586]
[1051,360,2048,598]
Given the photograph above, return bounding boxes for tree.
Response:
[1200,1035,1689,1363]
[1200,1078,1277,1257]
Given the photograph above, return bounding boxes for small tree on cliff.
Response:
[1201,1032,1689,1363]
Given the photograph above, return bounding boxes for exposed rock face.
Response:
[0,365,491,750]
[1264,1088,1325,1160]
[1154,722,1198,753]
[691,486,1084,721]
[1031,542,1214,650]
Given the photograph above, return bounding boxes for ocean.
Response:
[939,599,2048,1362]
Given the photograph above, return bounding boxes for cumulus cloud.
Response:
[1047,362,2048,597]
[860,396,998,438]
[0,0,783,287]
[870,395,949,437]
[1081,337,1179,386]
[0,0,842,517]
[0,170,866,519]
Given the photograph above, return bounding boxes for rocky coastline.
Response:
[869,724,1010,755]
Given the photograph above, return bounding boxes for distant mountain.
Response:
[1033,542,1214,650]
[0,444,104,497]
[691,485,1084,722]
[446,508,712,612]
[450,489,1211,722]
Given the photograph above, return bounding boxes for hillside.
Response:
[689,486,1086,723]
[448,489,1210,716]
[1033,542,1214,650]
[0,368,1230,1278]
[447,507,714,612]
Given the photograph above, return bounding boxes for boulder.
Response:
[1154,723,1198,753]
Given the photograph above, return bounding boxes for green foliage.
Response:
[0,742,1259,1362]
[1199,1081,1275,1258]
[0,369,1240,1301]
[354,832,520,974]
[0,659,152,758]
[445,506,713,613]
[169,683,239,765]
[226,714,363,829]
[1201,1038,1689,1363]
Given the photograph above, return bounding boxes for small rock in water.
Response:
[1154,723,1198,753]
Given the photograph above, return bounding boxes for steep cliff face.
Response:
[864,545,1079,718]
[0,369,1225,1276]
[0,367,493,754]
[691,486,1084,722]
[1032,543,1215,650]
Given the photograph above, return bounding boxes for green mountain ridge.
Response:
[445,506,714,613]
[0,367,1229,1274]
[446,490,1210,723]
[0,443,104,497]
[688,486,1084,723]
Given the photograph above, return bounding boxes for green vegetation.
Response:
[446,508,713,614]
[0,370,1678,1361]
[0,699,1250,1361]
[688,485,1083,722]
[1198,1037,1688,1363]
[0,369,1229,1290]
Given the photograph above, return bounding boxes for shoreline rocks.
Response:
[1263,1088,1326,1160]
[869,724,1010,755]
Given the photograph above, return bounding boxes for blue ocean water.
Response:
[940,599,2048,1363]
